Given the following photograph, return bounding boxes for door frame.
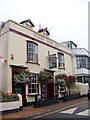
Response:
[12,65,27,101]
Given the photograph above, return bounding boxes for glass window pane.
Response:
[28,73,38,94]
[76,56,89,69]
[58,54,65,68]
[27,42,38,63]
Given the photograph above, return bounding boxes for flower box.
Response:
[0,92,19,103]
[0,93,22,113]
[1,97,19,102]
[0,101,20,113]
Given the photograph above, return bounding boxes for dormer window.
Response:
[20,19,34,29]
[38,27,50,37]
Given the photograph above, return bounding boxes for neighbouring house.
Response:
[0,19,75,105]
[61,41,90,95]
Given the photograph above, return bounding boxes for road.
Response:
[32,100,90,119]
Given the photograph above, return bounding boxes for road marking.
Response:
[76,109,90,116]
[60,107,78,114]
[32,100,88,119]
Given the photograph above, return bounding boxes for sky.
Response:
[0,0,89,50]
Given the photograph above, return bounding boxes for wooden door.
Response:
[47,82,54,98]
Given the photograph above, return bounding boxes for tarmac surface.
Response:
[1,97,88,119]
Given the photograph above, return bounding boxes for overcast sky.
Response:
[1,0,89,50]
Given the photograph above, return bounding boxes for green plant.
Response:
[14,70,31,85]
[38,71,50,81]
[55,74,76,94]
[55,74,67,86]
[65,75,76,94]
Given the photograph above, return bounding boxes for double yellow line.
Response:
[32,100,88,119]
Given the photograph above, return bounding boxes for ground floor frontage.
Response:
[1,64,89,107]
[10,65,55,106]
[1,97,88,119]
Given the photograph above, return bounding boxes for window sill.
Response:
[27,93,38,96]
[26,61,40,66]
[58,68,66,70]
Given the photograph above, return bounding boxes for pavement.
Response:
[1,97,88,119]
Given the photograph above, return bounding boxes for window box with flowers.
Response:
[0,92,19,102]
[0,92,21,113]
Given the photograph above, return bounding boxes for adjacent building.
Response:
[61,41,90,84]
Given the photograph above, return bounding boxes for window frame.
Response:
[28,73,39,95]
[58,53,65,69]
[76,56,88,69]
[27,41,38,63]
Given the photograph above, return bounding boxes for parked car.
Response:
[87,90,90,100]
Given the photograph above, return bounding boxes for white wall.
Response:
[1,20,75,96]
[78,83,89,95]
[72,48,88,56]
[0,22,9,92]
[75,68,89,75]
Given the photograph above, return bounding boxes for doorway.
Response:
[47,82,54,98]
[12,66,27,106]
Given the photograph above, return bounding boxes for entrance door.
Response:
[14,86,22,95]
[12,66,27,106]
[47,82,54,98]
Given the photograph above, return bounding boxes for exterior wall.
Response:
[1,20,75,102]
[70,84,79,92]
[75,68,89,76]
[0,22,10,92]
[72,48,90,83]
[60,42,68,48]
[70,83,89,95]
[8,20,73,70]
[72,48,89,80]
[72,48,89,56]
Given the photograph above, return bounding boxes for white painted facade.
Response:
[0,19,75,103]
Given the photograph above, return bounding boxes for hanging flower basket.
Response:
[14,70,31,85]
[38,71,51,82]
